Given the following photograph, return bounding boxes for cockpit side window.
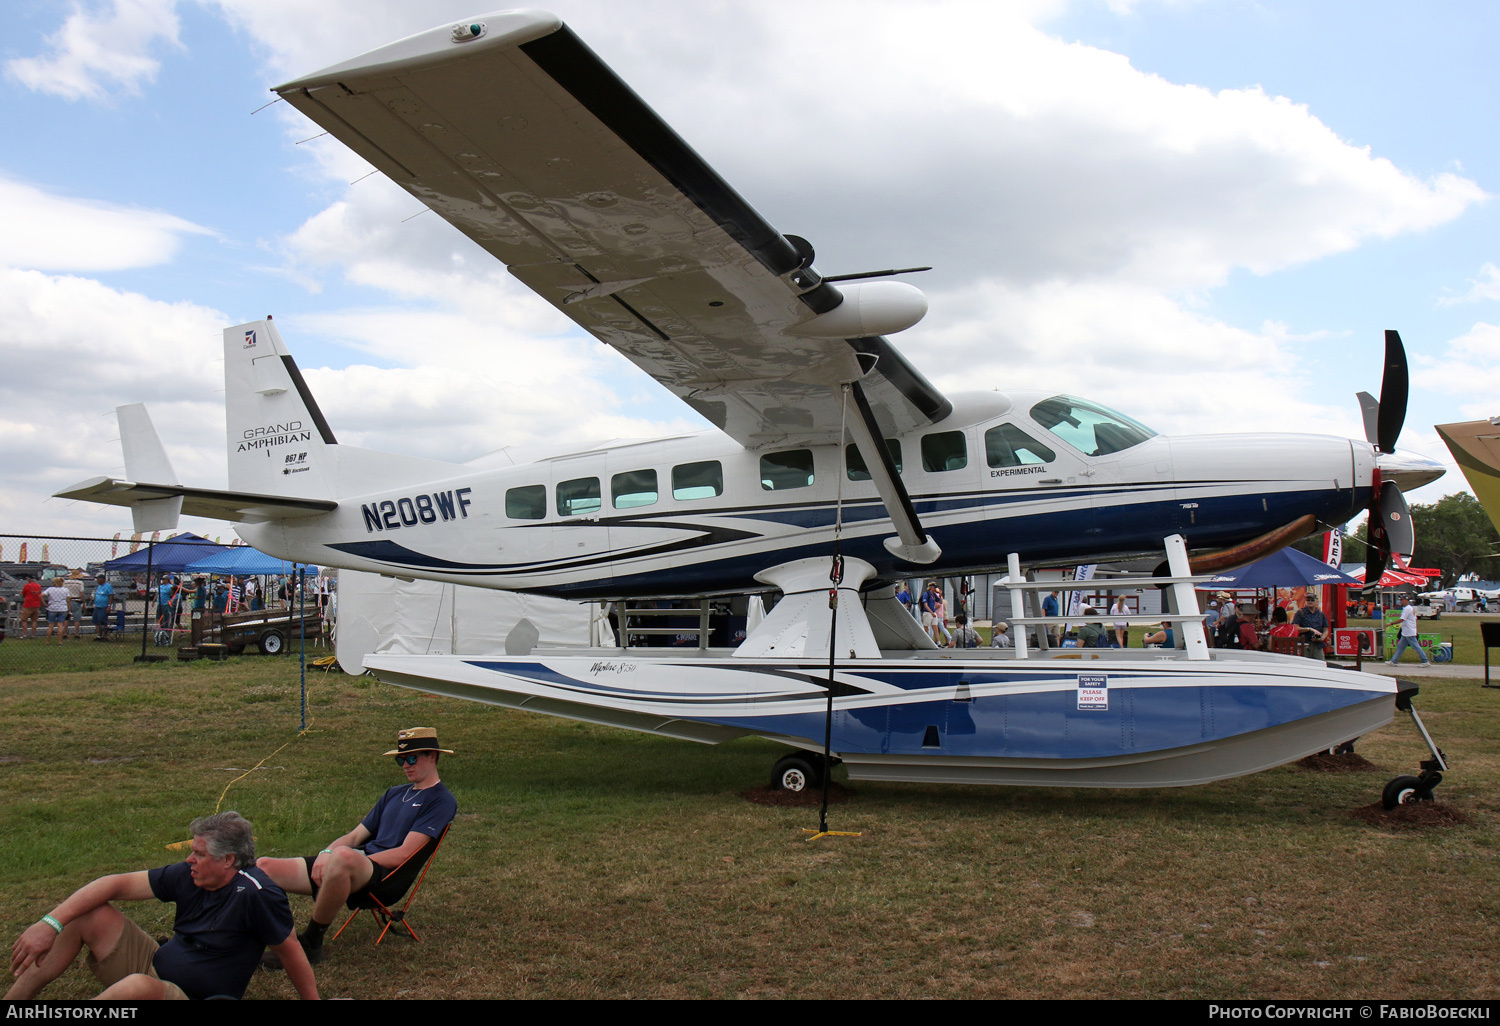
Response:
[845,440,903,481]
[1029,396,1156,457]
[985,423,1055,468]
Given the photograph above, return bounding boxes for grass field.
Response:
[2,656,1498,1000]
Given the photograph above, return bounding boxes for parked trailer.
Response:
[215,608,320,655]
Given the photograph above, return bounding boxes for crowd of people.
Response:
[891,580,1360,660]
[6,569,335,644]
[11,571,117,643]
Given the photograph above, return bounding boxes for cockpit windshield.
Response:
[1029,396,1157,457]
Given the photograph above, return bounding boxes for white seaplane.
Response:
[60,11,1449,805]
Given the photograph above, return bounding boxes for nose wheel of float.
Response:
[1382,683,1449,810]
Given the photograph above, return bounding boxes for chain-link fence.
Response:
[0,534,328,676]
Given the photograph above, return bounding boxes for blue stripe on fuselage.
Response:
[326,484,1364,599]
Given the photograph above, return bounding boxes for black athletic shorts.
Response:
[302,852,404,906]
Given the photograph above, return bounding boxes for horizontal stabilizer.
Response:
[55,477,337,523]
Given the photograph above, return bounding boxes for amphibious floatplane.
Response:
[364,538,1444,804]
[56,10,1448,802]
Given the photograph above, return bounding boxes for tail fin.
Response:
[225,318,340,497]
[225,318,462,499]
[116,403,182,533]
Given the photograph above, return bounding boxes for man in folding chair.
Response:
[258,726,457,967]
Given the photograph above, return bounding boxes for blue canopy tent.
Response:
[183,547,318,577]
[1196,547,1362,590]
[101,533,229,573]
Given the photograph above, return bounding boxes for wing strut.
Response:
[845,382,940,564]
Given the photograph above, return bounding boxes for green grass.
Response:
[2,658,1498,999]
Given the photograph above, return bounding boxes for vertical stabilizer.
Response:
[117,403,182,533]
[225,319,338,497]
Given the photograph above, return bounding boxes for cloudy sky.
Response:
[3,0,1497,548]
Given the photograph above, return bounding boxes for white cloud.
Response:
[187,0,1476,510]
[1439,263,1500,307]
[5,0,181,101]
[1414,321,1500,402]
[3,0,1488,539]
[0,267,227,534]
[0,176,211,272]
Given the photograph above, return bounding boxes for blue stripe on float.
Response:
[682,682,1387,759]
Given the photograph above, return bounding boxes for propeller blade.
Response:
[1378,480,1415,559]
[1376,330,1408,454]
[1355,391,1380,446]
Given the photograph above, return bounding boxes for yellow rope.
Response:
[164,721,316,850]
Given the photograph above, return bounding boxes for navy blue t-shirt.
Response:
[147,863,295,1000]
[360,782,457,856]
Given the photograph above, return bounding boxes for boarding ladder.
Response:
[999,534,1213,660]
[619,599,713,651]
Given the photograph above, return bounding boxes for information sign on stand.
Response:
[1334,628,1379,664]
[1482,622,1500,690]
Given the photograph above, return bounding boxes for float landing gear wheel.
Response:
[1381,769,1443,810]
[771,753,824,792]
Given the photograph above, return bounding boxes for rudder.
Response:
[225,318,337,497]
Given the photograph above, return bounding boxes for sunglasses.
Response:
[394,754,422,766]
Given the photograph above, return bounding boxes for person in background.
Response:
[1041,590,1061,645]
[1076,607,1105,648]
[1202,600,1221,647]
[1109,596,1129,649]
[920,582,943,643]
[990,621,1013,648]
[41,578,70,646]
[948,613,981,648]
[65,571,86,639]
[19,577,42,638]
[1142,624,1176,648]
[91,574,115,640]
[1292,593,1330,661]
[1388,597,1430,666]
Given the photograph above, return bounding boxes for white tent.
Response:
[335,570,606,675]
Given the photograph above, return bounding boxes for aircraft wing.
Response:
[272,11,951,451]
[55,478,338,523]
[1436,419,1500,536]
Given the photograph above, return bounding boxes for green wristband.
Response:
[41,915,63,934]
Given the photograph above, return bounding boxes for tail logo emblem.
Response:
[243,330,257,349]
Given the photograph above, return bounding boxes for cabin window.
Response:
[921,431,968,472]
[611,469,658,509]
[760,449,814,490]
[672,461,723,500]
[985,423,1055,468]
[505,485,546,520]
[1030,396,1156,457]
[556,477,601,517]
[845,440,903,481]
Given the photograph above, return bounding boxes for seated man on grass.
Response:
[7,811,317,1001]
[258,726,457,967]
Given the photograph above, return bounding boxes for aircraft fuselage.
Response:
[239,390,1376,599]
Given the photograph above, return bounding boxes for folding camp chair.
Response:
[331,824,449,945]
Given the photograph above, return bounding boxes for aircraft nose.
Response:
[1375,448,1445,491]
